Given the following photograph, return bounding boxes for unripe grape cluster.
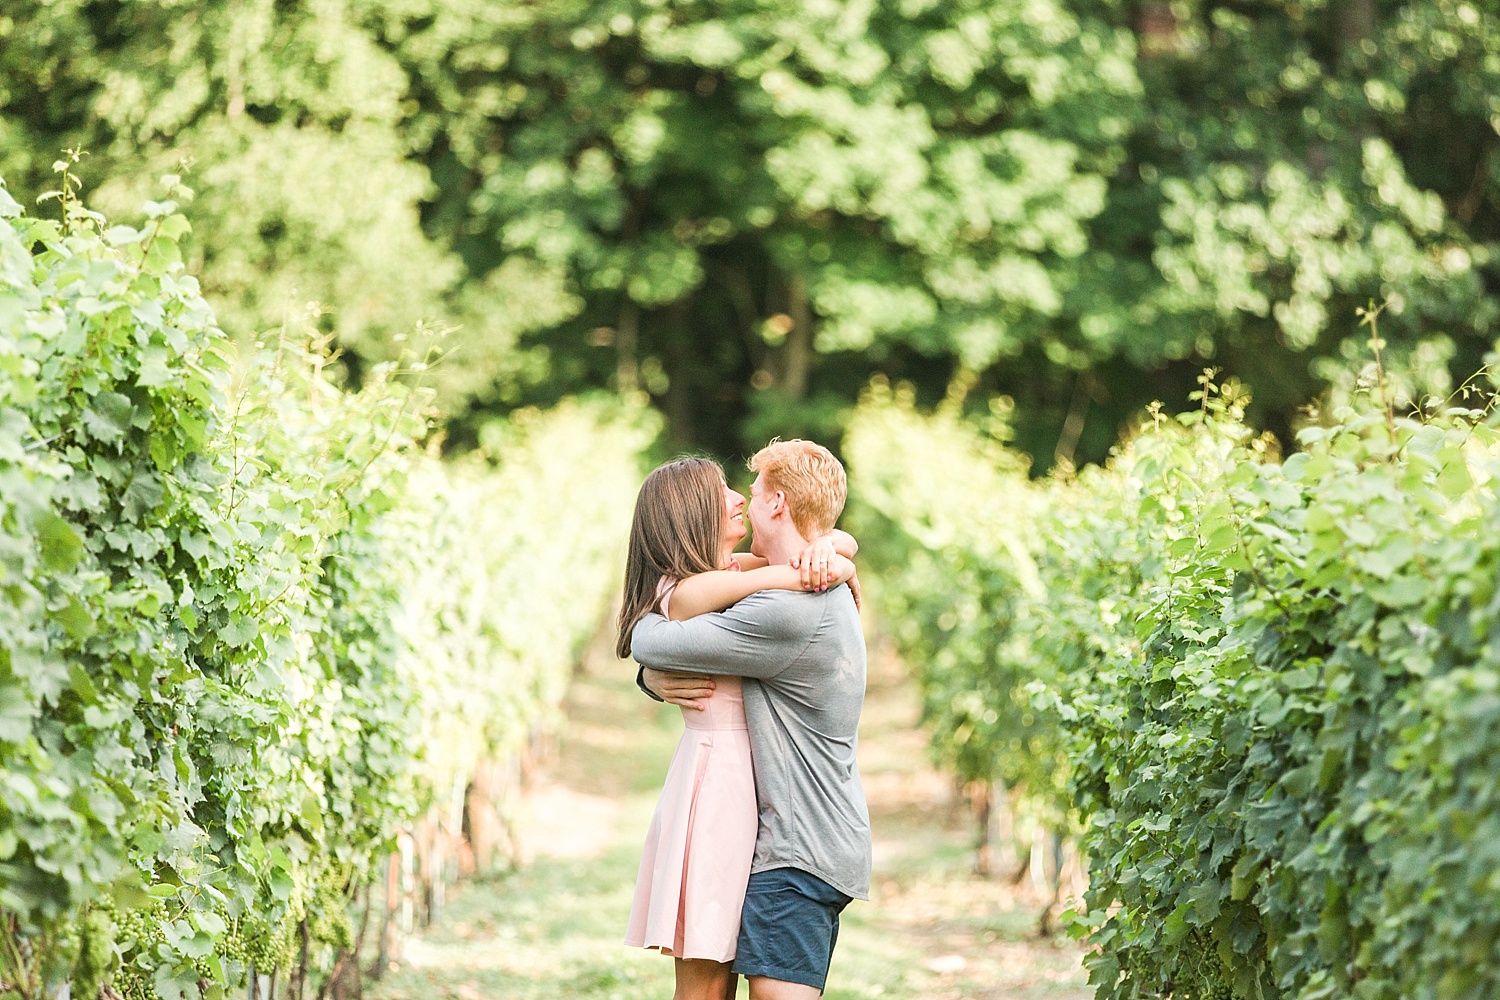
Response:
[240,910,299,974]
[1186,932,1235,1000]
[43,918,83,986]
[57,862,367,997]
[98,895,167,1000]
[306,863,355,953]
[1197,976,1233,1000]
[72,906,117,999]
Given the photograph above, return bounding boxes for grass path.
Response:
[368,637,1092,1000]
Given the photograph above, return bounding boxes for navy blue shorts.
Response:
[732,867,853,990]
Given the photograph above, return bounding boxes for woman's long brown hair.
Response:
[616,457,726,659]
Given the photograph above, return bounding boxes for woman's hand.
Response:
[791,529,860,590]
[792,535,842,591]
[794,550,857,593]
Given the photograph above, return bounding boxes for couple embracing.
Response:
[616,439,871,999]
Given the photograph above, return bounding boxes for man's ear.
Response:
[772,490,789,517]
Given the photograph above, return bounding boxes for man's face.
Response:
[747,473,776,557]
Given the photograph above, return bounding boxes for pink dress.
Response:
[623,581,758,962]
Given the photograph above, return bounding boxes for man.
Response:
[633,439,871,1000]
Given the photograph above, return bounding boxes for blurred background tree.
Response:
[3,0,1494,468]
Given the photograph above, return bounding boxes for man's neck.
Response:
[760,529,812,567]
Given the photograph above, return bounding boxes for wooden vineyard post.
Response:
[973,780,994,877]
[463,757,505,875]
[370,852,398,980]
[1033,828,1067,936]
[972,779,1016,878]
[399,831,415,936]
[291,919,309,1000]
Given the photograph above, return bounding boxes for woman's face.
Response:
[721,479,747,549]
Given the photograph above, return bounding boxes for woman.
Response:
[617,457,857,1000]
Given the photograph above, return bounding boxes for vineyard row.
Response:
[0,173,653,999]
[849,361,1500,1000]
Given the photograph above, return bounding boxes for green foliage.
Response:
[0,0,478,395]
[0,169,652,998]
[844,380,1061,812]
[849,352,1500,998]
[3,1,1496,463]
[393,0,1141,447]
[1126,0,1497,361]
[1049,379,1500,1000]
[379,0,1500,457]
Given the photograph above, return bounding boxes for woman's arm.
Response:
[824,529,858,558]
[668,558,856,621]
[729,529,858,574]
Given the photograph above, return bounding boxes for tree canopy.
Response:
[4,0,1495,466]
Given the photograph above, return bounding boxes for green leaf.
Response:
[54,596,97,640]
[104,225,144,246]
[180,931,214,959]
[144,235,182,270]
[67,662,99,704]
[121,472,165,521]
[0,684,33,744]
[1280,764,1317,798]
[157,214,191,241]
[1204,524,1238,554]
[35,512,84,573]
[109,873,153,909]
[82,392,135,444]
[1164,903,1190,944]
[218,617,258,648]
[1189,879,1223,922]
[136,344,174,388]
[1369,573,1426,608]
[1436,453,1472,499]
[178,531,211,562]
[192,911,227,937]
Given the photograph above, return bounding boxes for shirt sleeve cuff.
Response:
[636,665,665,702]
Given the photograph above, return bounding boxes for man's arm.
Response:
[631,591,820,679]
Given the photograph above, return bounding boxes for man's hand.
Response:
[642,667,716,711]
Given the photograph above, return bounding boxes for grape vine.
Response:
[849,354,1500,998]
[0,166,652,998]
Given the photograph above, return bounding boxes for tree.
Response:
[390,0,1142,453]
[5,0,1495,466]
[1090,0,1497,445]
[0,0,470,387]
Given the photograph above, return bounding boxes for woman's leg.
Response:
[673,957,737,1000]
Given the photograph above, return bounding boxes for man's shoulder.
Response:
[736,587,856,628]
[733,589,823,619]
[737,587,846,607]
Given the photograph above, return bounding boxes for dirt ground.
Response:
[367,633,1093,1000]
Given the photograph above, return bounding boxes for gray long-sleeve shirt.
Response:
[631,586,871,900]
